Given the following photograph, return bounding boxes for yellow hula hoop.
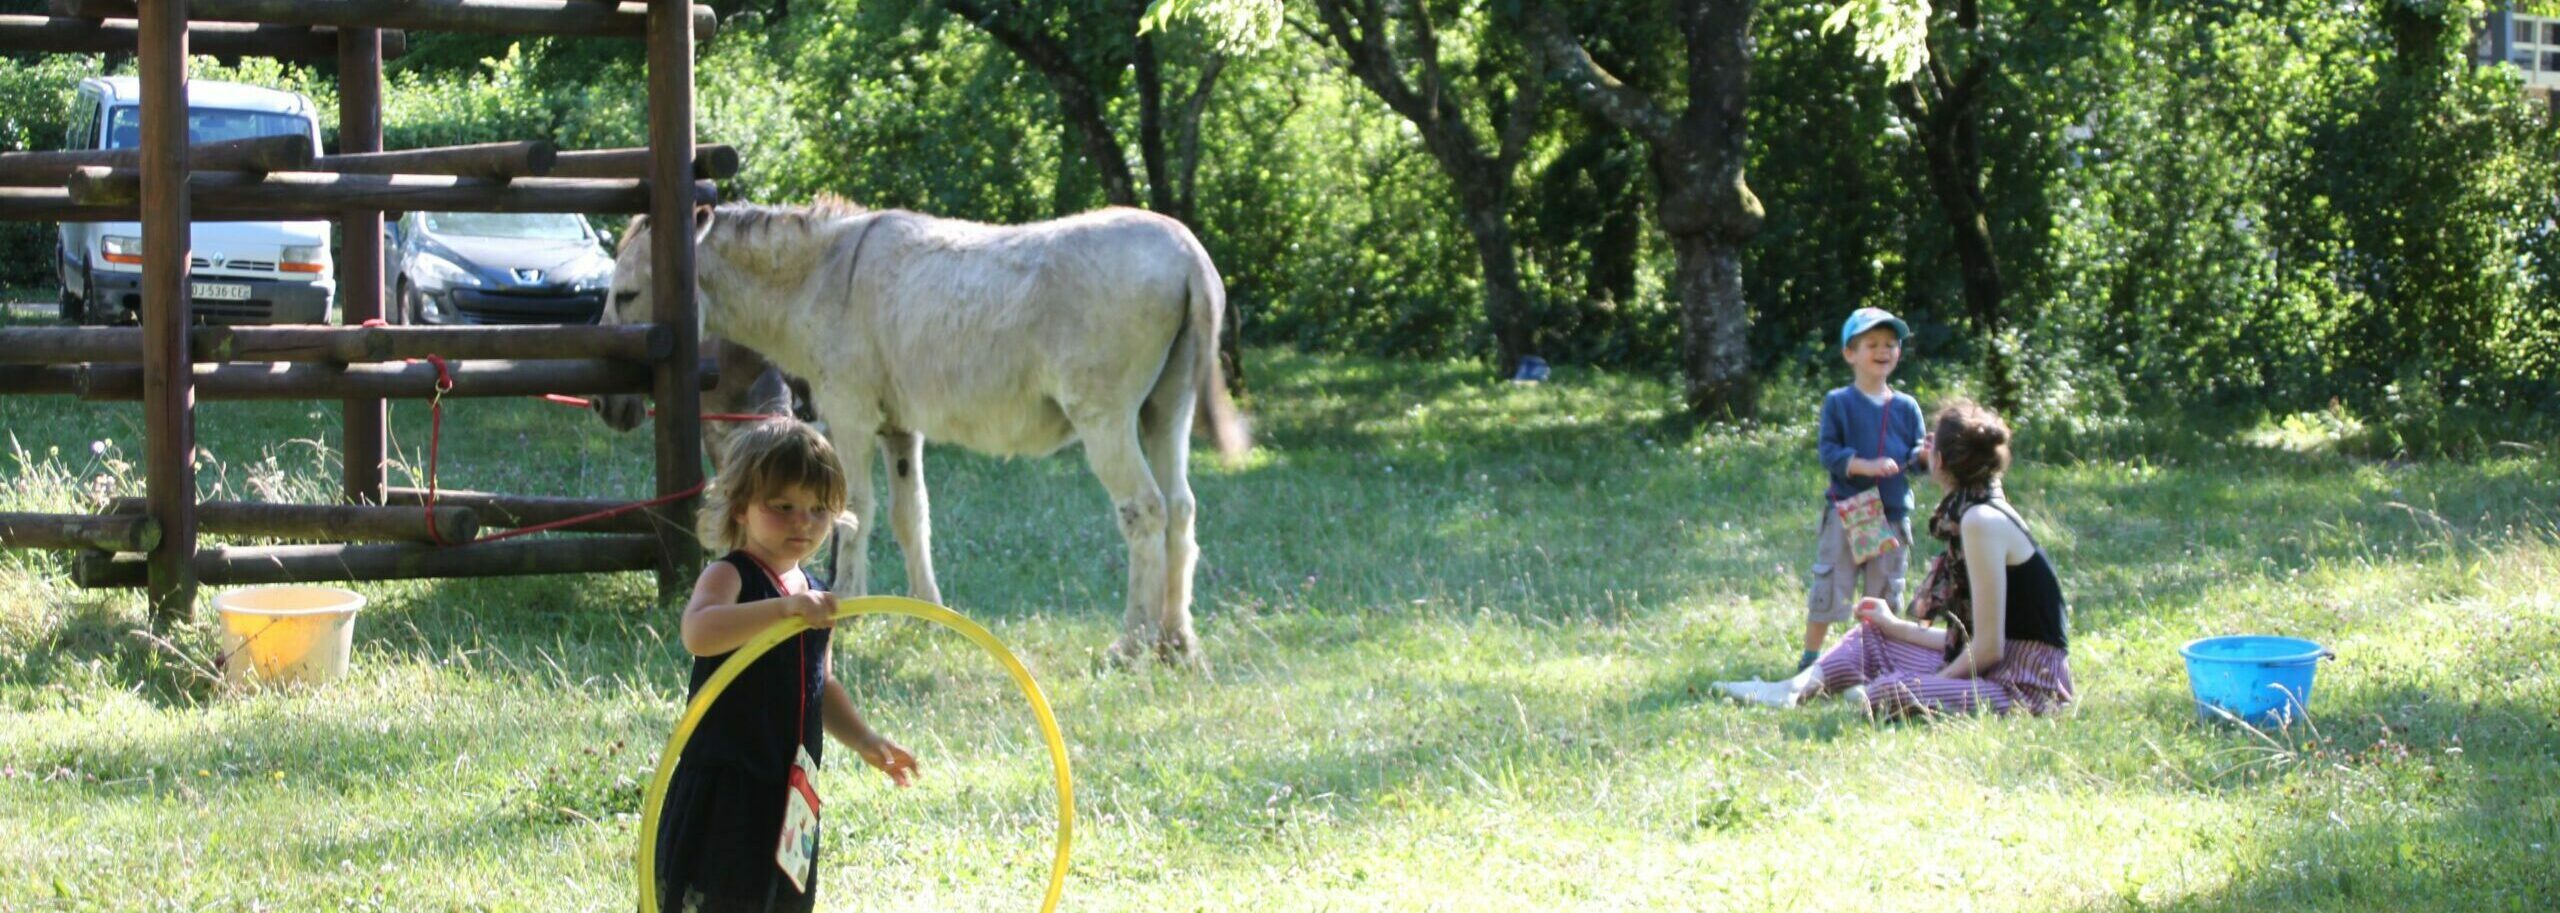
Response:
[636,595,1073,913]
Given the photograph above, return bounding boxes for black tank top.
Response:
[1945,501,2070,663]
[677,551,830,781]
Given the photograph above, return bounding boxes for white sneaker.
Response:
[1714,678,1799,708]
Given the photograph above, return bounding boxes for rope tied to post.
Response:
[352,320,774,544]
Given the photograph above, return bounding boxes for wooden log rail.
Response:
[385,487,659,535]
[49,0,717,40]
[0,356,717,401]
[53,171,716,214]
[318,141,555,179]
[0,135,311,186]
[69,534,664,587]
[108,497,475,543]
[0,15,406,59]
[0,324,671,365]
[0,512,159,552]
[551,144,738,181]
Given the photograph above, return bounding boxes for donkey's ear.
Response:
[692,204,716,243]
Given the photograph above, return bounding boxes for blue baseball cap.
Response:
[1840,307,1911,348]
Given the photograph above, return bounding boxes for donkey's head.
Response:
[594,205,717,431]
[601,204,718,334]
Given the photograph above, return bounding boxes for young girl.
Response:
[655,419,919,913]
[1716,400,2075,717]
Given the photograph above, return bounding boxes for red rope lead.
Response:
[422,354,456,546]
[538,393,782,424]
[347,317,757,544]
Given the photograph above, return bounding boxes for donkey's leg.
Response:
[820,417,881,597]
[879,430,942,605]
[1140,385,1202,666]
[1079,415,1169,666]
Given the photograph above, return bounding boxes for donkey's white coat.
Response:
[606,201,1244,663]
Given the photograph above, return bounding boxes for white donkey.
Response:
[601,200,1248,664]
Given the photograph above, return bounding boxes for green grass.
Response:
[2,339,2556,911]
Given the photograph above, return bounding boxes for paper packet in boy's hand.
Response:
[1834,488,1896,564]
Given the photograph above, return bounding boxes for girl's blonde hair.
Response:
[698,419,848,554]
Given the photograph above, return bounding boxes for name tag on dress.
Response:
[775,744,821,893]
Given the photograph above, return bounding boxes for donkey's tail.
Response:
[1186,241,1252,467]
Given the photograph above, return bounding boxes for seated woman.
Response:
[1717,399,2074,717]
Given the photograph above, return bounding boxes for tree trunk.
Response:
[1668,229,1754,417]
[1135,32,1176,216]
[1905,83,2013,412]
[1458,187,1534,374]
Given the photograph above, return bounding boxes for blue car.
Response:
[389,211,616,325]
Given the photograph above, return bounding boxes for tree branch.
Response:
[940,0,1140,205]
[1521,3,1675,147]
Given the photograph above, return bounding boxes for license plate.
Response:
[192,282,251,301]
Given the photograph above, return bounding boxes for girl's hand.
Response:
[782,590,839,629]
[1916,433,1935,473]
[1853,597,1891,627]
[856,732,917,787]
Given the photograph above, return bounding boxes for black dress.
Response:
[653,551,832,913]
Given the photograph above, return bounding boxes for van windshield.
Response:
[422,212,593,242]
[104,106,311,149]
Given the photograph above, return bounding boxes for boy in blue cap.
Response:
[1785,308,1929,672]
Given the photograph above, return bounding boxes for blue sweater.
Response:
[1818,386,1928,523]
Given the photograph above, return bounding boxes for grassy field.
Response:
[1,315,2555,910]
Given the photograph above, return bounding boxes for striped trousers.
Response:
[1813,625,2075,717]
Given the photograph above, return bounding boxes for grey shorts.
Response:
[1805,507,1914,624]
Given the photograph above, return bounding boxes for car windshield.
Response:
[421,212,593,242]
[105,106,311,148]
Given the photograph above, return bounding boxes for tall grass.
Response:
[1,340,2554,911]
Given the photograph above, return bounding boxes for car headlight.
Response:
[571,259,614,291]
[280,244,327,276]
[100,235,144,269]
[410,251,481,289]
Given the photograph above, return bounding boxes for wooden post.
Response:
[138,0,193,628]
[647,0,704,600]
[340,26,386,506]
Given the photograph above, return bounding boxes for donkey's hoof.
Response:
[1104,636,1150,669]
[1153,637,1206,672]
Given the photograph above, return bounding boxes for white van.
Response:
[56,76,335,325]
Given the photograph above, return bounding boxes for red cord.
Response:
[348,318,754,543]
[538,392,781,424]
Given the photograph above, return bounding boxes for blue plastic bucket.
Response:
[2179,635,2332,726]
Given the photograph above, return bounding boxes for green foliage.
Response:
[2038,2,2560,440]
[0,55,98,286]
[1822,0,1933,84]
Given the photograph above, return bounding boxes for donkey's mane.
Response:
[620,195,870,256]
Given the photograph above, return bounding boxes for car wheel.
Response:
[59,286,84,326]
[77,263,102,326]
[396,280,422,325]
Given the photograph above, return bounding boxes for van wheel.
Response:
[59,287,84,326]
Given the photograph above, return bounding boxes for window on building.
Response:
[2517,50,2538,70]
[2543,50,2560,71]
[2544,22,2559,44]
[2519,18,2538,43]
